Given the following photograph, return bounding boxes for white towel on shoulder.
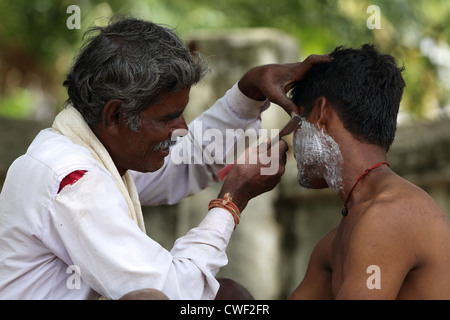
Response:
[52,105,146,232]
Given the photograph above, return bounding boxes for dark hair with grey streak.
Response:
[63,16,209,131]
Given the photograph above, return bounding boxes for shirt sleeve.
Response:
[49,168,235,300]
[132,82,270,206]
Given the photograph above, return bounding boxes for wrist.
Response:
[209,193,242,229]
[218,188,248,212]
[228,82,268,120]
[238,71,266,101]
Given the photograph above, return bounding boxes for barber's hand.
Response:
[218,138,288,212]
[238,54,331,115]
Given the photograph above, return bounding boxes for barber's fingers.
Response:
[285,54,331,90]
[302,53,332,66]
[258,138,289,161]
[273,139,289,165]
[277,139,289,155]
[257,137,271,152]
[275,54,331,115]
[268,91,300,116]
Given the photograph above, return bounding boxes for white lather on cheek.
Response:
[293,117,344,193]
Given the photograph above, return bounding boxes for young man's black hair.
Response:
[290,44,405,151]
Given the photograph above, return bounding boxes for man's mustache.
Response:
[153,129,189,151]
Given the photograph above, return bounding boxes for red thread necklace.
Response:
[342,161,390,217]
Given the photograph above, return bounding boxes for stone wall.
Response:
[1,28,450,300]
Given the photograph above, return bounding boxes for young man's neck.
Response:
[338,139,389,205]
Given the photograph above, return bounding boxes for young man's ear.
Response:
[312,96,330,131]
[101,99,124,131]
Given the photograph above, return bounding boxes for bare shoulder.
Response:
[352,174,450,262]
[344,174,450,299]
[365,175,447,225]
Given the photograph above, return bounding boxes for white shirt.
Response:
[0,83,267,300]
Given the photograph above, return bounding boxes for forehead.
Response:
[142,87,190,117]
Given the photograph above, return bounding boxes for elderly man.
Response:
[0,16,327,300]
[288,44,450,299]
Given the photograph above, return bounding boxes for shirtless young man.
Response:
[288,44,450,300]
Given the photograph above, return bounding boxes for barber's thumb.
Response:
[258,137,272,152]
[274,138,289,154]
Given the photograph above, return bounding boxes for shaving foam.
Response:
[293,117,344,193]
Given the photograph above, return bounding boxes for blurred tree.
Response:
[139,0,450,121]
[0,0,449,121]
[0,0,126,119]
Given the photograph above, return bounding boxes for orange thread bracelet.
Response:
[208,193,241,229]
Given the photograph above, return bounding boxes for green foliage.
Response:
[137,0,450,120]
[0,0,449,120]
[0,88,33,119]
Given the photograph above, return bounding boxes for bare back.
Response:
[290,171,450,299]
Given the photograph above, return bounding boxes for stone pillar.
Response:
[176,28,300,299]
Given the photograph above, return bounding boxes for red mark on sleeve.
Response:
[57,170,87,194]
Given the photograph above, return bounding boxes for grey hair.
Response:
[63,16,209,131]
